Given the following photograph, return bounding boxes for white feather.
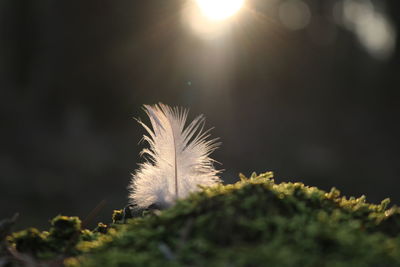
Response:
[128,103,221,209]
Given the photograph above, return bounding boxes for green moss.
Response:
[71,172,400,266]
[93,223,108,234]
[8,228,48,256]
[112,210,124,224]
[8,172,400,266]
[49,215,81,240]
[8,215,98,259]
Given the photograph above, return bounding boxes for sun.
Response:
[195,0,245,21]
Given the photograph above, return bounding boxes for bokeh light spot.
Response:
[337,0,397,60]
[279,0,311,30]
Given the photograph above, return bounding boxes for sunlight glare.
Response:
[195,0,245,21]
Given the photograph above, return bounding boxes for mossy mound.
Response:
[7,215,100,261]
[7,172,400,266]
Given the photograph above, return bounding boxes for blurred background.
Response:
[1,0,399,229]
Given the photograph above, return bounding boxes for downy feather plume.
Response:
[129,103,221,209]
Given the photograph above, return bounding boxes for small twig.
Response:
[158,242,175,260]
[7,247,38,267]
[44,200,108,267]
[177,218,194,251]
[81,199,107,229]
[65,199,107,253]
[0,213,19,239]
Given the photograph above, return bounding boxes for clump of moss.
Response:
[8,215,99,260]
[66,172,400,266]
[49,215,81,240]
[111,210,124,224]
[8,172,400,266]
[8,228,47,256]
[93,223,108,234]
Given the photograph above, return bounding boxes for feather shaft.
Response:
[172,127,178,198]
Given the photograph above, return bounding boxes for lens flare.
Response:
[195,0,245,21]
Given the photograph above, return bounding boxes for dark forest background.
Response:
[1,0,399,229]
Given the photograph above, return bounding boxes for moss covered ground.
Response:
[3,172,400,266]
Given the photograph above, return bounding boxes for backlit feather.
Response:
[128,103,221,209]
